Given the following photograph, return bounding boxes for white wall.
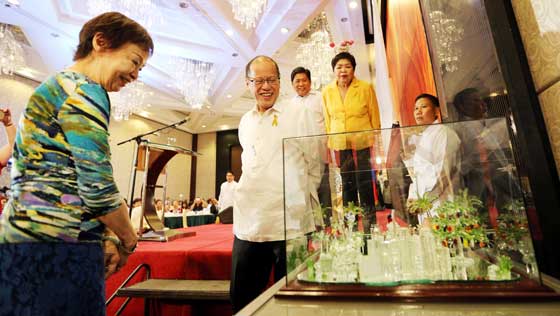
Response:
[108,116,193,202]
[195,132,217,199]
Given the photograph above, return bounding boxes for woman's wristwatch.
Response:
[102,235,137,254]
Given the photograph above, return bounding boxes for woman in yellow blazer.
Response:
[322,52,381,224]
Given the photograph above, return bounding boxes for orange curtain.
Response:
[385,0,436,127]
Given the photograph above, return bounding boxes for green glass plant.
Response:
[431,190,488,248]
[407,192,436,216]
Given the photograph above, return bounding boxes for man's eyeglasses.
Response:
[247,77,279,86]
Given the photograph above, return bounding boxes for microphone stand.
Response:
[117,117,190,146]
[118,118,189,219]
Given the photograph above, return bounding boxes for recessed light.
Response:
[340,17,348,22]
[226,94,232,98]
[232,52,239,57]
[50,33,59,38]
[280,27,289,34]
[5,0,20,7]
[202,125,206,128]
[226,29,234,36]
[349,1,358,9]
[179,2,189,9]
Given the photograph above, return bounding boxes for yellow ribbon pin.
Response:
[272,114,278,127]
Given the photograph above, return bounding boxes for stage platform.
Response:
[105,224,234,316]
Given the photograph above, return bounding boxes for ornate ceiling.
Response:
[0,0,368,133]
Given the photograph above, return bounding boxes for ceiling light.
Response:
[5,0,20,7]
[202,125,206,128]
[0,24,26,76]
[219,125,229,130]
[348,1,358,9]
[280,27,289,34]
[109,81,151,121]
[229,0,267,29]
[226,29,234,36]
[340,17,348,22]
[226,94,232,98]
[87,0,163,28]
[169,57,216,110]
[295,12,333,90]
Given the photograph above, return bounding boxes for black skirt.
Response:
[0,242,105,316]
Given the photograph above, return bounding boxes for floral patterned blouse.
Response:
[0,71,122,243]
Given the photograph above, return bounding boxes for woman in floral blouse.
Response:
[0,12,153,315]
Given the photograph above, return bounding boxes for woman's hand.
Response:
[103,228,137,278]
[103,236,121,279]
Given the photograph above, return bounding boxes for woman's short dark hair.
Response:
[291,67,311,82]
[415,93,440,107]
[74,12,154,61]
[331,52,356,70]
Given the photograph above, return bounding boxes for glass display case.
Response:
[280,118,555,300]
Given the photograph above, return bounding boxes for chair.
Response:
[217,206,233,224]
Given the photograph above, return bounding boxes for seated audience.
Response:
[171,199,181,213]
[130,198,150,234]
[181,200,189,212]
[154,199,164,219]
[190,197,205,212]
[206,198,219,215]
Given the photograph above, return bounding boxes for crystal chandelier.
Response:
[295,13,333,90]
[109,81,153,121]
[170,57,216,110]
[428,11,464,73]
[0,24,26,76]
[87,0,163,28]
[229,0,267,29]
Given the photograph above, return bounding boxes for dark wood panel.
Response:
[277,278,560,301]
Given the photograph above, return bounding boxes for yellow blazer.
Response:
[322,78,381,150]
